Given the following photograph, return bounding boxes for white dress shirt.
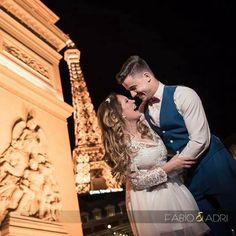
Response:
[148,82,211,158]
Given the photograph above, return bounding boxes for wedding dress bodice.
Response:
[131,137,168,170]
[128,137,169,191]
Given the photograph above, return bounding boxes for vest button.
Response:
[170,140,174,143]
[162,130,166,133]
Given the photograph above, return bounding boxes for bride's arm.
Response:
[128,163,168,190]
[128,155,196,190]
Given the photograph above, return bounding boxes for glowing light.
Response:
[64,46,122,194]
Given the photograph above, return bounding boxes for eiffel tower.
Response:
[64,40,121,194]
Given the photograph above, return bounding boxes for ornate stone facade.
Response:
[0,0,82,235]
[0,113,61,223]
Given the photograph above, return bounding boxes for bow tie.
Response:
[148,96,160,105]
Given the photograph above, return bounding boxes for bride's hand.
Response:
[162,155,197,173]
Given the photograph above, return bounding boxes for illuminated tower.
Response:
[64,40,121,194]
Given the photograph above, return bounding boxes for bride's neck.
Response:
[125,123,140,138]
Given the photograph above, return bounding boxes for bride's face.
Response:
[116,95,142,121]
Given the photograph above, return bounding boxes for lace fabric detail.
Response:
[130,138,167,167]
[127,136,169,191]
[130,167,167,191]
[129,139,158,152]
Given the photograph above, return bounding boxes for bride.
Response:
[97,93,210,236]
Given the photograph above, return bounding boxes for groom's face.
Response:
[122,72,152,101]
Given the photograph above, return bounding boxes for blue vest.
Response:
[144,86,224,167]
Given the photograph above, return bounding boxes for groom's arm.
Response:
[174,86,211,159]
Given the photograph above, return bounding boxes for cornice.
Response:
[0,64,73,120]
[0,0,70,51]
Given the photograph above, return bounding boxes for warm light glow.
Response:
[0,54,63,100]
[64,46,122,194]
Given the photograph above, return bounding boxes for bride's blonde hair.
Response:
[97,93,153,183]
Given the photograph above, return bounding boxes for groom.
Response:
[116,55,236,236]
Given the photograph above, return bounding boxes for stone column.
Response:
[0,0,83,235]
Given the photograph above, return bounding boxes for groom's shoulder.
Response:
[165,84,198,97]
[165,84,191,89]
[167,84,196,92]
[176,85,197,92]
[174,85,200,99]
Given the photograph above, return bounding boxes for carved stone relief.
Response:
[3,43,50,79]
[0,113,61,223]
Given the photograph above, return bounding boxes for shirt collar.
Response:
[153,81,164,100]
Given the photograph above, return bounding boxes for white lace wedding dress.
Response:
[126,136,210,236]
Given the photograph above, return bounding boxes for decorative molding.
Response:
[3,43,49,79]
[1,212,68,236]
[0,65,73,120]
[0,0,69,51]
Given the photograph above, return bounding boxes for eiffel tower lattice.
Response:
[64,41,121,194]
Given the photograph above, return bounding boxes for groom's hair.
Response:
[116,55,153,84]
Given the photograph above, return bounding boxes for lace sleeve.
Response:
[129,167,168,191]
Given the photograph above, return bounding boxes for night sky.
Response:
[43,0,236,144]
